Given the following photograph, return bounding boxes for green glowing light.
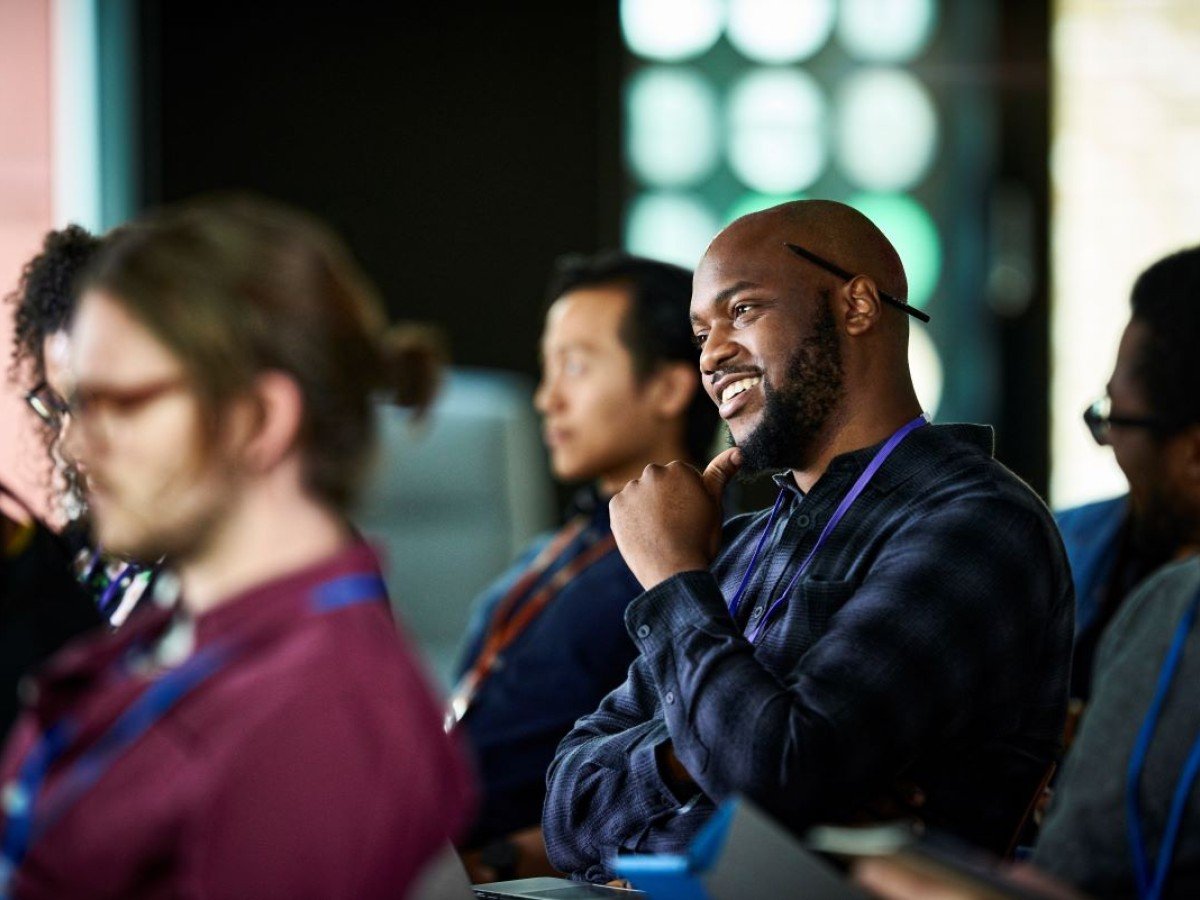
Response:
[847,192,941,309]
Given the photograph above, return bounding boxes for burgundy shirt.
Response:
[0,542,475,899]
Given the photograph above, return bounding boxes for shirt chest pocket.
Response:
[761,578,857,662]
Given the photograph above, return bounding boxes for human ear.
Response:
[1178,425,1200,486]
[842,275,883,337]
[241,371,305,473]
[648,362,699,419]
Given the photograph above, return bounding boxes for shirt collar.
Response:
[190,540,384,647]
[567,484,614,527]
[767,423,995,500]
[27,541,386,723]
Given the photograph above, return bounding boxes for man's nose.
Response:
[534,376,558,414]
[59,412,89,470]
[699,324,738,376]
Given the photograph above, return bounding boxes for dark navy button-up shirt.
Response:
[544,424,1075,882]
[456,489,643,847]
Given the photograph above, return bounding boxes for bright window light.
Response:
[1051,1,1200,507]
[727,0,836,64]
[728,68,827,193]
[52,0,101,231]
[626,67,720,188]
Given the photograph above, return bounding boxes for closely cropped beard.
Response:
[738,297,844,474]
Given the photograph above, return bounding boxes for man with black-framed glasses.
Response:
[1057,246,1200,708]
[1030,246,1200,899]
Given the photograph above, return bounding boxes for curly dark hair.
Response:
[7,224,102,385]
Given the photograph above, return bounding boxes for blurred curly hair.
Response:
[7,224,101,386]
[6,225,101,522]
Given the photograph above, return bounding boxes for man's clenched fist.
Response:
[610,446,742,589]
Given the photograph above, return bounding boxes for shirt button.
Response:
[796,514,810,527]
[665,691,675,705]
[751,606,764,620]
[636,624,651,639]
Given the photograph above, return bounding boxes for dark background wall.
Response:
[133,1,1051,496]
[138,1,623,381]
[992,0,1051,494]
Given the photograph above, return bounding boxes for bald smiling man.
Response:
[543,200,1075,882]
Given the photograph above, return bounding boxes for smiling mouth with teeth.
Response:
[720,376,761,404]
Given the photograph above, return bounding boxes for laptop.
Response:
[475,797,864,899]
[473,878,645,899]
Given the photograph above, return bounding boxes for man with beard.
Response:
[1057,247,1200,710]
[543,200,1074,883]
[0,198,473,898]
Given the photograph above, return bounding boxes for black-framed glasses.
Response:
[784,242,931,323]
[1083,395,1174,446]
[24,382,71,431]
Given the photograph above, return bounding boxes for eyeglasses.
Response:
[66,376,191,439]
[1083,395,1174,446]
[784,242,931,323]
[24,382,71,431]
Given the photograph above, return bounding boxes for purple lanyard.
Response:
[727,415,928,644]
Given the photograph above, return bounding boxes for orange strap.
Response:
[456,520,618,704]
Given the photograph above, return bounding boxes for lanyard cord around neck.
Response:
[0,570,387,896]
[97,563,144,618]
[444,518,617,731]
[727,415,928,645]
[1126,584,1200,900]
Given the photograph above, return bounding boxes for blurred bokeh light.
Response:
[726,0,836,64]
[620,0,724,61]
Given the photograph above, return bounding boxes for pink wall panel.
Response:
[0,0,53,515]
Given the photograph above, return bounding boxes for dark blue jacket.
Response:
[545,425,1075,881]
[454,490,642,847]
[1056,495,1128,643]
[1056,495,1131,701]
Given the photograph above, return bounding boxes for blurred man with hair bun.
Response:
[0,196,473,899]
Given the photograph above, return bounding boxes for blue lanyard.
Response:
[1125,584,1200,900]
[0,569,386,896]
[727,415,928,645]
[97,563,142,618]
